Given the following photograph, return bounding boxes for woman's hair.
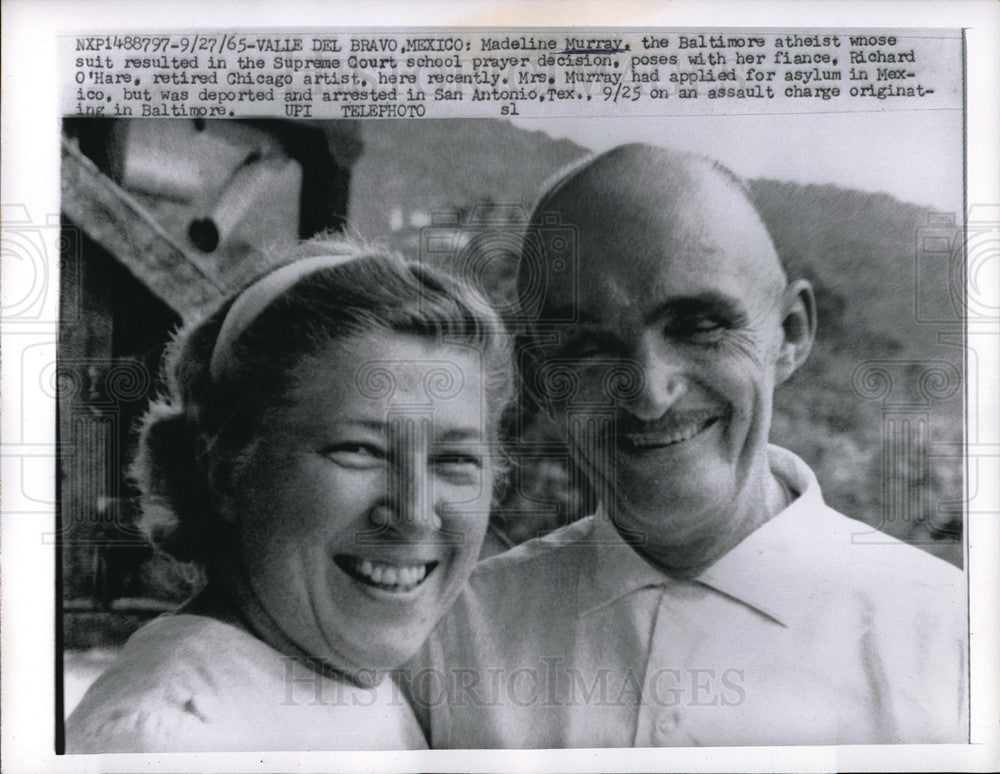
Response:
[131,235,513,563]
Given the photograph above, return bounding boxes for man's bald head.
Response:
[520,144,787,320]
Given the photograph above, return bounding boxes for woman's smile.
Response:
[334,555,439,593]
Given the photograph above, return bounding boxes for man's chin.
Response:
[614,445,728,487]
[609,463,736,523]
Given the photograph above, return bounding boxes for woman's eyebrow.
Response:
[330,419,486,443]
[436,427,486,444]
[322,418,388,433]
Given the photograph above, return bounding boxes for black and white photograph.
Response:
[2,2,999,772]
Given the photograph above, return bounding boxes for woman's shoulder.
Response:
[65,614,427,752]
[65,614,276,752]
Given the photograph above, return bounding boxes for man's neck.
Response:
[612,469,793,581]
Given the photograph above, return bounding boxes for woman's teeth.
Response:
[339,557,433,591]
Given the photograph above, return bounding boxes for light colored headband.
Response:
[209,254,359,382]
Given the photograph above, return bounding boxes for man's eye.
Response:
[323,443,385,468]
[559,332,620,360]
[668,317,728,344]
[561,341,602,359]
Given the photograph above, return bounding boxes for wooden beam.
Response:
[61,137,227,321]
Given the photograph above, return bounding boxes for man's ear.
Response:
[774,279,816,385]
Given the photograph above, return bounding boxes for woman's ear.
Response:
[196,434,240,524]
[515,330,557,419]
[774,279,817,385]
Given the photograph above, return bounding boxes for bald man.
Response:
[402,145,967,747]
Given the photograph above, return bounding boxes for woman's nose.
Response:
[368,474,444,533]
[397,460,444,530]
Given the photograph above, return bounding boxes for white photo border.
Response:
[2,1,998,771]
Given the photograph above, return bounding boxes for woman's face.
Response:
[225,332,495,675]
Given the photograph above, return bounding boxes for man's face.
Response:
[534,165,793,568]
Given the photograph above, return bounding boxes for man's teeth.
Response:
[661,421,707,444]
[625,416,717,447]
[353,559,429,589]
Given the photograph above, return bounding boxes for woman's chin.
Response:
[324,623,428,678]
[313,566,453,673]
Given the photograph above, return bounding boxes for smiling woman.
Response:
[65,237,513,753]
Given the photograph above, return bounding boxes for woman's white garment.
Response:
[66,614,427,752]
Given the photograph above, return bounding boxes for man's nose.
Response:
[623,340,687,420]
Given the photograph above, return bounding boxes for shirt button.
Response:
[656,710,681,735]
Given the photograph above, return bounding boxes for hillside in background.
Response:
[351,119,586,239]
[349,119,963,566]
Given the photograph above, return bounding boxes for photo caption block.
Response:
[62,28,961,119]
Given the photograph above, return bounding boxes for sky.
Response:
[512,109,964,217]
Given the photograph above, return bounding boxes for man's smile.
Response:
[616,409,724,451]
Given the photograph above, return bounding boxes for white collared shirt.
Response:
[403,446,967,747]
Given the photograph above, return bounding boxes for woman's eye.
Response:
[323,443,385,468]
[432,452,484,480]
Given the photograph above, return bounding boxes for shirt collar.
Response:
[577,445,827,626]
[697,446,825,626]
[576,504,671,617]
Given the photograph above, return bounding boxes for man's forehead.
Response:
[530,146,782,309]
[543,195,778,302]
[542,254,756,330]
[542,152,755,236]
